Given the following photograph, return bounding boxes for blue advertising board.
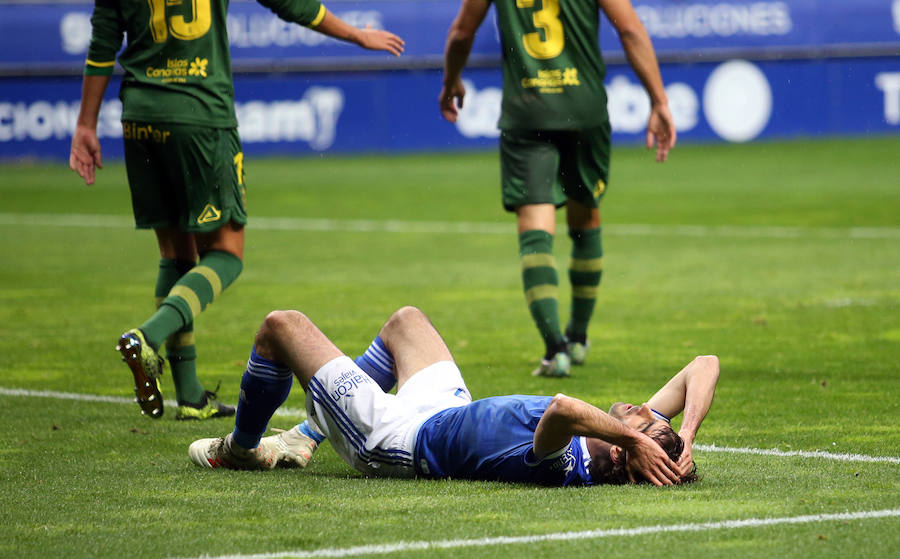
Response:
[0,0,899,160]
[3,56,900,160]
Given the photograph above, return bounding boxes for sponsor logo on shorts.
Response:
[329,369,374,403]
[594,179,606,198]
[197,204,221,224]
[123,122,171,143]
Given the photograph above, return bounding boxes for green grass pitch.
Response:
[0,136,898,558]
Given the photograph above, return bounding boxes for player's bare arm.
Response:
[646,355,720,475]
[70,74,110,186]
[598,0,675,162]
[314,10,405,56]
[439,0,491,122]
[534,393,680,486]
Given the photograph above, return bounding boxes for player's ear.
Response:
[610,445,624,465]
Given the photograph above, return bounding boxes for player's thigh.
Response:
[396,361,472,410]
[168,125,247,233]
[499,129,566,212]
[305,356,419,477]
[558,123,611,209]
[123,122,175,230]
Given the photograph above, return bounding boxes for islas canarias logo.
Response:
[146,57,209,83]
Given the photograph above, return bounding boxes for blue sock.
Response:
[232,348,293,450]
[298,420,326,444]
[354,335,396,392]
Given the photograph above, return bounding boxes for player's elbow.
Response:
[544,393,577,423]
[611,16,645,41]
[447,20,477,46]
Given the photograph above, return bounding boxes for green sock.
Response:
[519,229,564,358]
[161,259,204,405]
[566,227,603,343]
[167,326,202,405]
[141,250,243,350]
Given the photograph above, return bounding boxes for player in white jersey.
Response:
[189,306,717,486]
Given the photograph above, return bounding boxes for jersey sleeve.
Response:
[84,0,124,76]
[256,0,326,28]
[523,436,593,486]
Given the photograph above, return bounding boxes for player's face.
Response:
[608,402,662,434]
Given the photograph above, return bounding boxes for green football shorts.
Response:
[123,122,247,233]
[499,124,611,212]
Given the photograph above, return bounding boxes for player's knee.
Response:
[695,354,719,366]
[694,355,720,376]
[385,306,427,332]
[258,310,306,346]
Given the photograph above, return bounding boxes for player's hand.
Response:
[676,431,695,477]
[439,79,466,123]
[625,432,681,486]
[646,103,676,163]
[357,24,405,56]
[70,124,103,186]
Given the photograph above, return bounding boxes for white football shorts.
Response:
[305,356,472,477]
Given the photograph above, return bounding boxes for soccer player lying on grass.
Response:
[189,306,718,485]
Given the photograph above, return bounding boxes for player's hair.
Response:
[590,424,699,485]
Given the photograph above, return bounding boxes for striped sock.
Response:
[566,227,603,343]
[519,229,564,358]
[141,250,243,348]
[354,335,396,392]
[298,420,326,444]
[158,259,204,405]
[232,348,293,450]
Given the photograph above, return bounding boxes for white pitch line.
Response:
[2,387,897,463]
[2,212,899,240]
[176,509,900,559]
[694,443,900,464]
[0,387,305,418]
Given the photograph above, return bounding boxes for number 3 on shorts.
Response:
[517,0,565,60]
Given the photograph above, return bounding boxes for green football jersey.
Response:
[85,0,325,127]
[490,0,608,130]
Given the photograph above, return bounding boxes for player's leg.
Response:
[500,130,569,377]
[151,229,204,410]
[115,121,175,418]
[564,200,602,364]
[146,126,246,372]
[375,306,454,389]
[166,222,243,419]
[188,310,342,469]
[559,125,610,365]
[120,125,245,419]
[271,317,404,468]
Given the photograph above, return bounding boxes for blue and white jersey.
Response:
[414,395,594,486]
